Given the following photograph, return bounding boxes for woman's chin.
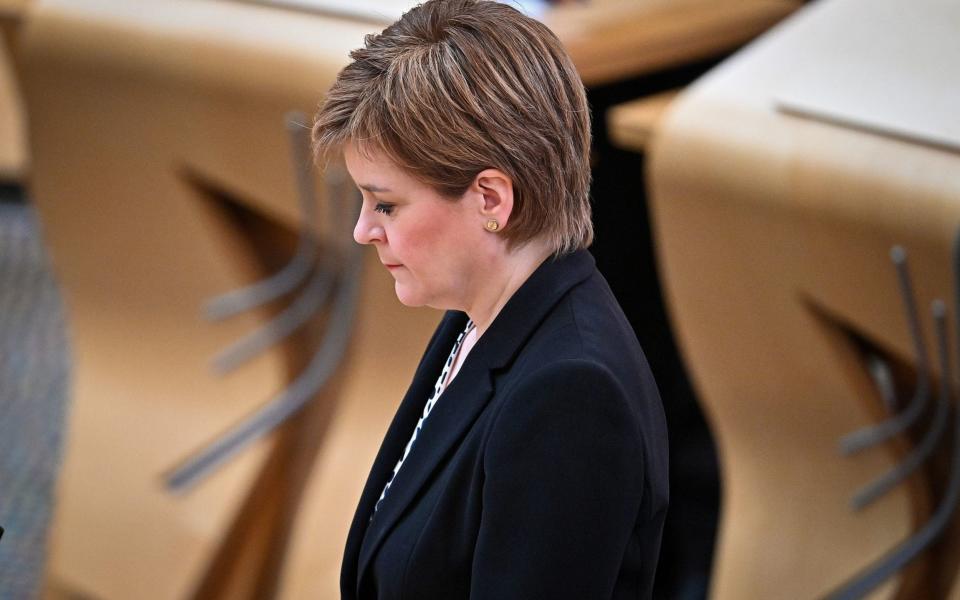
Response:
[394,281,426,307]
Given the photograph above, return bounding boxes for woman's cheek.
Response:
[403,220,444,256]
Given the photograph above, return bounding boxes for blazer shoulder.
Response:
[510,357,624,393]
[520,273,651,381]
[482,358,646,480]
[489,358,638,440]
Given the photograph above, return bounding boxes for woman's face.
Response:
[345,144,490,310]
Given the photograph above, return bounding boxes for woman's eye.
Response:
[374,203,395,216]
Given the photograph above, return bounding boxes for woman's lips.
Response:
[385,263,402,270]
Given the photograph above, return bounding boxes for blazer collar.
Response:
[345,250,596,596]
[467,249,595,371]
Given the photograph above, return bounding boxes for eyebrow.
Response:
[358,183,392,193]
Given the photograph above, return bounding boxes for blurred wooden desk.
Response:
[242,0,799,86]
[23,3,425,599]
[636,0,960,597]
[607,89,680,151]
[0,0,27,181]
[544,0,797,86]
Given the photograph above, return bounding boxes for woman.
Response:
[312,1,668,598]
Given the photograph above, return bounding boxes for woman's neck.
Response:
[463,239,553,338]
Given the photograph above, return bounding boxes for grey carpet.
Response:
[0,199,70,599]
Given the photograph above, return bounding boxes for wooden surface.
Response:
[0,0,29,45]
[0,0,26,181]
[544,0,798,86]
[640,0,960,597]
[773,0,960,154]
[0,0,29,18]
[0,41,24,180]
[607,89,680,152]
[20,2,423,598]
[239,0,800,87]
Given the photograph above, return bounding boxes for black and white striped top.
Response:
[373,319,475,514]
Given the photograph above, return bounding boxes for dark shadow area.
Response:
[0,182,25,203]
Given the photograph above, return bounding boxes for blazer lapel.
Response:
[341,311,468,598]
[347,250,596,596]
[356,360,495,589]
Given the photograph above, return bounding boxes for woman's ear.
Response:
[472,168,514,228]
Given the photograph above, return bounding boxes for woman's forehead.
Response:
[345,143,421,193]
[345,144,395,182]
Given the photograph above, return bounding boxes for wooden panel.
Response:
[642,0,960,596]
[20,2,383,598]
[774,0,960,153]
[607,89,680,152]
[544,0,799,86]
[0,34,24,180]
[237,0,800,86]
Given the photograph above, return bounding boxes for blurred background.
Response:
[1,0,959,598]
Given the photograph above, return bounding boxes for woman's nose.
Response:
[353,211,384,245]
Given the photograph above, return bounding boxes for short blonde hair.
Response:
[312,0,593,254]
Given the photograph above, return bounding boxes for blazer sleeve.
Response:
[470,359,647,599]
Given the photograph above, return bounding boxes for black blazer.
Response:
[341,250,669,599]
